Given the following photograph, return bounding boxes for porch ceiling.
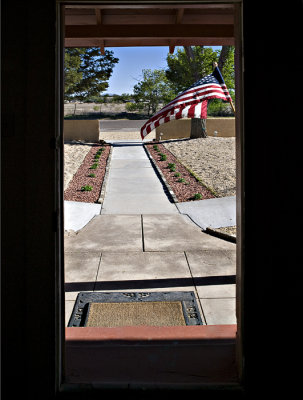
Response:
[64,4,235,51]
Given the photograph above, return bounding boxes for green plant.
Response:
[94,154,100,159]
[81,185,93,191]
[194,193,203,200]
[160,154,167,161]
[96,148,104,155]
[88,173,96,178]
[153,144,159,151]
[90,163,98,169]
[168,163,176,172]
[178,178,185,182]
[174,172,181,177]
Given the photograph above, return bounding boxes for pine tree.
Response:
[64,47,119,101]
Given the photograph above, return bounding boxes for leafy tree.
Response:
[166,46,234,96]
[166,46,235,137]
[64,47,119,101]
[128,69,177,116]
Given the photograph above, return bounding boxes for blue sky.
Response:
[105,46,221,95]
[105,47,172,95]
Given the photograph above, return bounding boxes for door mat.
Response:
[68,291,203,327]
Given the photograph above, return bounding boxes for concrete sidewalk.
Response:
[64,140,236,231]
[65,214,236,327]
[101,141,178,214]
[64,140,237,327]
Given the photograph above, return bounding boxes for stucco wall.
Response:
[64,119,100,142]
[155,118,235,140]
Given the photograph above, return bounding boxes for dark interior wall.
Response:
[1,0,303,398]
[1,0,59,397]
[242,0,303,395]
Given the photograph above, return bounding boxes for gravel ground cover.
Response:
[145,142,216,202]
[163,137,236,198]
[64,144,111,203]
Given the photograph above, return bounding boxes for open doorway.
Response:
[61,1,243,389]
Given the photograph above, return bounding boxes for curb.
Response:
[205,227,237,243]
[97,145,113,204]
[143,144,179,203]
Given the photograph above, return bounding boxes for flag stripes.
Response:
[141,66,232,139]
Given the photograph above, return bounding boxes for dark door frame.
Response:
[57,0,245,391]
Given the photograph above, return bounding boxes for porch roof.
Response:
[64,3,235,52]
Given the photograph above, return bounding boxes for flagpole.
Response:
[213,62,236,114]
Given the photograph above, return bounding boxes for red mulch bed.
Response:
[145,142,215,202]
[64,144,111,203]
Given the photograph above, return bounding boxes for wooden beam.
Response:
[176,8,184,24]
[95,9,102,25]
[168,9,183,55]
[65,13,234,26]
[65,37,235,48]
[65,24,234,39]
[95,8,103,54]
[169,45,175,54]
[100,40,105,55]
[65,4,235,10]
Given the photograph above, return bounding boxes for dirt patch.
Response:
[64,144,111,203]
[145,142,216,203]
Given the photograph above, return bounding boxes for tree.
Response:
[64,47,119,101]
[166,46,234,95]
[129,69,177,116]
[166,46,235,138]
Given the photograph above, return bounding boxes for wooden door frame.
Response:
[56,0,244,391]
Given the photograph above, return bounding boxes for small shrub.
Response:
[194,193,203,200]
[94,154,100,160]
[178,178,185,183]
[160,154,167,161]
[174,172,181,177]
[88,173,96,178]
[81,185,93,192]
[90,163,98,169]
[168,163,175,169]
[153,145,159,151]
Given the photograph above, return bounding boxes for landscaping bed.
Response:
[145,142,216,203]
[64,144,111,203]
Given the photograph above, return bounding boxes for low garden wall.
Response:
[64,119,100,142]
[155,117,235,140]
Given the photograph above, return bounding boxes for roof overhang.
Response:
[64,3,235,51]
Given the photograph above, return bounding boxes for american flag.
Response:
[140,66,232,139]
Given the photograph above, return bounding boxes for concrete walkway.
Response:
[101,141,178,214]
[64,140,237,327]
